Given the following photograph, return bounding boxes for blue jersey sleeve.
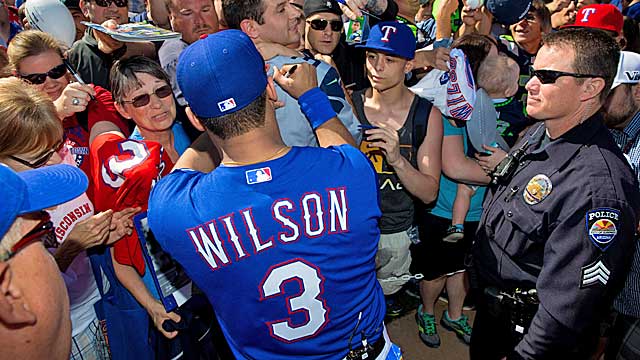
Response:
[148,169,204,249]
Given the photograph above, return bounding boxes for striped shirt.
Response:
[611,111,640,318]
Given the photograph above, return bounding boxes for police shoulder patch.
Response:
[586,208,620,251]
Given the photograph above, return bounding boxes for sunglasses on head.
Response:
[529,66,601,84]
[19,63,67,85]
[93,0,128,7]
[0,211,53,262]
[8,140,64,169]
[307,19,343,32]
[122,85,173,108]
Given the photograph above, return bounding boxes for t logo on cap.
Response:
[380,25,397,42]
[581,8,597,22]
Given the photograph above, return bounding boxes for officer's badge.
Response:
[580,258,610,288]
[523,174,552,205]
[586,208,620,251]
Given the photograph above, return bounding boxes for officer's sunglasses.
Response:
[93,0,128,7]
[307,19,343,32]
[8,140,64,169]
[19,63,67,85]
[529,66,601,84]
[0,211,53,262]
[121,85,173,108]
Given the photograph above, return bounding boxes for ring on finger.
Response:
[71,97,81,106]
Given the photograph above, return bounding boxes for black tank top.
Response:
[352,90,432,233]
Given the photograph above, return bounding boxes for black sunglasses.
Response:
[308,19,343,32]
[529,66,601,84]
[122,85,173,108]
[94,0,128,7]
[19,63,67,85]
[8,140,64,169]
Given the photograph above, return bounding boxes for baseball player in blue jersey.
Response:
[147,30,402,360]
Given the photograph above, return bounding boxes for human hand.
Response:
[272,63,319,99]
[461,6,483,26]
[338,0,388,20]
[254,42,299,60]
[364,124,402,166]
[147,300,181,339]
[475,145,507,173]
[67,210,113,250]
[416,47,450,71]
[435,0,459,19]
[53,82,96,119]
[106,207,141,245]
[94,20,125,55]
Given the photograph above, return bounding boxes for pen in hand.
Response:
[63,59,95,101]
[284,65,298,79]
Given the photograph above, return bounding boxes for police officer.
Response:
[470,28,640,359]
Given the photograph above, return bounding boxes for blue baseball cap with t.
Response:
[356,21,416,60]
[177,30,268,119]
[0,163,88,241]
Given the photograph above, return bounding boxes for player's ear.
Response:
[185,106,206,132]
[114,102,132,120]
[266,76,277,101]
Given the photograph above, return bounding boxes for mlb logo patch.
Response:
[218,98,237,112]
[246,167,272,184]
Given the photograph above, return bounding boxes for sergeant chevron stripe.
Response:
[580,260,610,288]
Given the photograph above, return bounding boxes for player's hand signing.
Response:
[146,299,181,339]
[53,82,96,119]
[365,124,403,167]
[272,63,319,99]
[106,207,141,245]
[94,20,125,55]
[475,145,507,173]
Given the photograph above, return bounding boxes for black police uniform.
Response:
[471,114,640,359]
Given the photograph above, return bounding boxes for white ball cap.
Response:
[612,51,640,90]
[25,0,76,47]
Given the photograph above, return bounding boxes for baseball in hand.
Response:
[466,0,484,9]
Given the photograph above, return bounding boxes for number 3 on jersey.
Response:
[101,140,150,188]
[259,259,330,343]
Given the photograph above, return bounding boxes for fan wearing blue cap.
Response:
[0,163,88,360]
[352,20,443,326]
[148,29,403,360]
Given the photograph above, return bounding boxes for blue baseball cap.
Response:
[0,164,88,240]
[486,0,532,25]
[356,21,416,60]
[177,30,268,119]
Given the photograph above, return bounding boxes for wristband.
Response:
[298,87,337,130]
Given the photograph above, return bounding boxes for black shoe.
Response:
[385,295,404,317]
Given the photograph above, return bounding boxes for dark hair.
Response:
[196,92,267,139]
[531,0,551,33]
[222,0,264,29]
[452,34,497,79]
[543,28,620,103]
[110,56,172,103]
[622,17,640,53]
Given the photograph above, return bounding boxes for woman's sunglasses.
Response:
[19,63,68,85]
[307,19,343,32]
[0,212,53,262]
[529,66,601,85]
[8,140,64,169]
[121,85,173,108]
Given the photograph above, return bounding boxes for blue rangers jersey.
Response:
[148,145,385,359]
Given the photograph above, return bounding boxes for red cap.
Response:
[562,4,623,36]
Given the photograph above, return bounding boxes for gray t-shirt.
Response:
[159,38,189,107]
